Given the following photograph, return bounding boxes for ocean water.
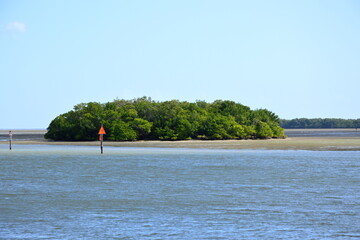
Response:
[1,145,360,239]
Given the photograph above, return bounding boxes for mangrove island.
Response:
[45,97,285,141]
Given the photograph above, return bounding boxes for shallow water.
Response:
[1,145,360,239]
[285,129,360,138]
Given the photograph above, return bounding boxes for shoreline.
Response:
[1,137,360,151]
[1,128,358,134]
[1,129,359,151]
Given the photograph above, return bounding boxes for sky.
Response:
[1,0,360,129]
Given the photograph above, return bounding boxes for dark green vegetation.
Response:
[281,118,360,129]
[45,97,285,141]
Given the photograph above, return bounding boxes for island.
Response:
[45,97,285,141]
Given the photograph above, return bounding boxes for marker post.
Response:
[98,126,106,154]
[100,135,103,154]
[9,131,13,150]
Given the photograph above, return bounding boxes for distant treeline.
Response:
[280,118,360,129]
[45,97,285,141]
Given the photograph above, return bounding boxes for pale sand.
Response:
[1,129,359,151]
[0,138,359,151]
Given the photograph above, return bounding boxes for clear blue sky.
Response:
[1,0,360,129]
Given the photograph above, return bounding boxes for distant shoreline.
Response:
[0,128,359,151]
[0,129,47,134]
[1,128,358,134]
[285,128,359,132]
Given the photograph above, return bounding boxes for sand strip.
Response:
[1,129,359,151]
[0,137,359,151]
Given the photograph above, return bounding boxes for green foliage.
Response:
[131,118,153,139]
[255,121,273,139]
[45,97,285,141]
[109,120,137,141]
[270,124,286,138]
[281,118,360,129]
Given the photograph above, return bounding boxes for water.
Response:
[1,145,360,239]
[284,129,360,138]
[0,131,46,142]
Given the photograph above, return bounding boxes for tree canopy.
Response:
[45,97,285,141]
[280,118,360,129]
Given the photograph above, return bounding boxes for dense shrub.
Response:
[45,97,285,141]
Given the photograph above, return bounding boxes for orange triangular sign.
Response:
[98,125,106,135]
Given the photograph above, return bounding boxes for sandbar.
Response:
[1,128,359,151]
